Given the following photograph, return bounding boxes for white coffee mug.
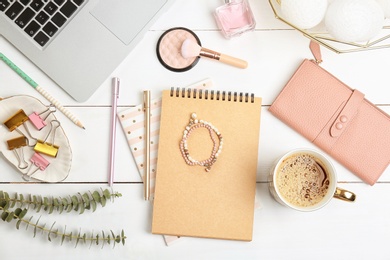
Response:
[269,148,356,212]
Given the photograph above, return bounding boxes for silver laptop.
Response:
[0,0,173,102]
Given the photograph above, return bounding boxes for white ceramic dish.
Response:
[0,95,72,182]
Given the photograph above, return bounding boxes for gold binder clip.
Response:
[33,120,60,157]
[4,109,28,131]
[6,136,29,169]
[3,109,37,146]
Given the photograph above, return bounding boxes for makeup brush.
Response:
[181,39,248,69]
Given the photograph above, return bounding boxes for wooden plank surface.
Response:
[0,0,389,259]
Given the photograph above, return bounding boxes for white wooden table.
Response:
[1,1,389,259]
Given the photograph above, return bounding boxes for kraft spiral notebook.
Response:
[152,88,262,241]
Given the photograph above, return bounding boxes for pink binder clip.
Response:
[22,152,50,181]
[29,112,47,130]
[31,152,50,171]
[28,105,56,130]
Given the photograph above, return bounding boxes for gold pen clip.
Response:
[33,120,60,157]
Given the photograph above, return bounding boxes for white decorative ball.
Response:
[281,0,328,29]
[325,0,384,42]
[377,0,390,18]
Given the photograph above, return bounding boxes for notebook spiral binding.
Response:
[170,87,255,103]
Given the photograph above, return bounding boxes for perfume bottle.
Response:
[215,0,256,39]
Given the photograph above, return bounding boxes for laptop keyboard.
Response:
[0,0,85,47]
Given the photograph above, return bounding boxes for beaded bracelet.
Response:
[179,113,223,172]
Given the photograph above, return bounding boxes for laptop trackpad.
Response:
[91,0,167,45]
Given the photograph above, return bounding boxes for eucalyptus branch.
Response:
[0,188,122,214]
[0,206,126,248]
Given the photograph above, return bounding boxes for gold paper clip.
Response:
[6,136,28,169]
[33,120,60,157]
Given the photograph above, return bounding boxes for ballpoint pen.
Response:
[143,90,151,200]
[0,52,85,129]
[109,77,120,187]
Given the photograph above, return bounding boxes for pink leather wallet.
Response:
[269,45,390,185]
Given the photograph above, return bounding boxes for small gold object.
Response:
[6,136,28,169]
[34,141,59,158]
[33,120,60,157]
[7,136,27,150]
[4,109,29,131]
[334,187,356,202]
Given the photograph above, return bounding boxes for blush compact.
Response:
[156,27,201,72]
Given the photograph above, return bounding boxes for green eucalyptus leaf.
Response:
[75,229,82,248]
[79,202,85,215]
[48,204,54,214]
[61,226,67,245]
[1,211,9,221]
[101,231,106,248]
[48,222,56,242]
[100,196,107,207]
[82,193,90,209]
[66,203,73,213]
[43,197,49,210]
[53,198,59,207]
[26,216,33,230]
[71,195,79,211]
[103,189,111,200]
[90,200,97,212]
[61,198,68,208]
[10,193,17,208]
[20,208,28,219]
[122,230,126,245]
[14,208,22,217]
[0,198,6,208]
[92,191,101,203]
[36,203,42,213]
[4,201,10,210]
[19,194,25,207]
[16,219,22,229]
[5,211,14,222]
[89,231,94,249]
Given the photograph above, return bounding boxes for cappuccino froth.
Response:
[276,153,330,208]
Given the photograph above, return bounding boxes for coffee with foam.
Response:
[275,152,330,208]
